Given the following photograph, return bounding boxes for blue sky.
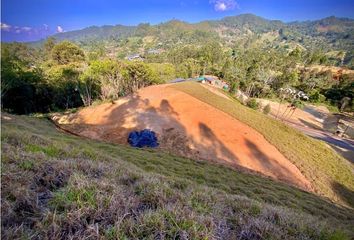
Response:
[1,0,354,42]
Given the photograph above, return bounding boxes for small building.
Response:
[205,76,220,86]
[147,49,161,54]
[126,54,143,61]
[201,75,230,90]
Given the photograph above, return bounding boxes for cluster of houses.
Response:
[126,48,162,61]
[170,75,229,90]
[126,54,143,61]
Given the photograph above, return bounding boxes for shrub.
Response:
[229,82,238,95]
[309,90,326,103]
[263,104,271,115]
[246,98,260,110]
[292,99,305,109]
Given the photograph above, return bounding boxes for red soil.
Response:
[54,84,312,190]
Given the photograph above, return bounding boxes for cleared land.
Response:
[1,113,354,239]
[53,84,311,190]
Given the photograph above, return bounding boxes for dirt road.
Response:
[258,99,354,163]
[286,120,354,163]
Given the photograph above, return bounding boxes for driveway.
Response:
[285,120,354,163]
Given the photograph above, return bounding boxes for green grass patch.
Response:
[50,185,97,211]
[18,160,35,170]
[25,144,63,158]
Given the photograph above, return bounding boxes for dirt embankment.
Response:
[53,84,312,190]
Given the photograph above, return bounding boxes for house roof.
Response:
[169,78,185,83]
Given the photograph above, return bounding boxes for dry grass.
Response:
[171,82,354,208]
[1,113,353,239]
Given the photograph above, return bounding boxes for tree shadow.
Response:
[322,114,339,133]
[303,105,327,120]
[160,99,179,116]
[297,106,338,133]
[198,123,239,163]
[65,94,242,168]
[329,145,354,164]
[244,139,308,189]
[299,118,323,131]
[332,181,354,208]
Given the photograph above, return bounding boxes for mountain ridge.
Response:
[29,14,353,44]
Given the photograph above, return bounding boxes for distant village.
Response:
[126,48,162,61]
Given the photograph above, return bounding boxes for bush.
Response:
[263,104,271,115]
[246,98,260,110]
[229,82,238,95]
[292,99,305,109]
[309,90,326,103]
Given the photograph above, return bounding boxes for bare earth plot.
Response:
[53,84,311,190]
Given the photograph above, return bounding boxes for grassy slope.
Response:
[2,113,354,239]
[171,82,354,208]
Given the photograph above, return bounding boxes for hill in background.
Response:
[30,14,354,68]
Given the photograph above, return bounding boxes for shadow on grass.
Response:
[244,139,307,188]
[302,106,327,120]
[329,144,354,164]
[298,118,323,131]
[332,182,354,208]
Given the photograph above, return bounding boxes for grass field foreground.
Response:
[1,113,354,239]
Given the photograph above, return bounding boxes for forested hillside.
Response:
[32,14,354,67]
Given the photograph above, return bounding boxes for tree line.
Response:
[1,37,353,114]
[1,39,174,114]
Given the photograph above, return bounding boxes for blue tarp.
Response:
[128,129,159,148]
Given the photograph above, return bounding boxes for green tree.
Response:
[44,37,56,58]
[123,61,158,93]
[84,60,124,100]
[148,63,176,82]
[44,65,83,109]
[51,41,85,65]
[263,104,271,114]
[1,44,50,113]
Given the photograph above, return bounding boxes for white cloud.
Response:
[1,22,12,31]
[210,0,238,12]
[57,25,64,33]
[2,23,53,39]
[216,2,227,11]
[22,26,32,31]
